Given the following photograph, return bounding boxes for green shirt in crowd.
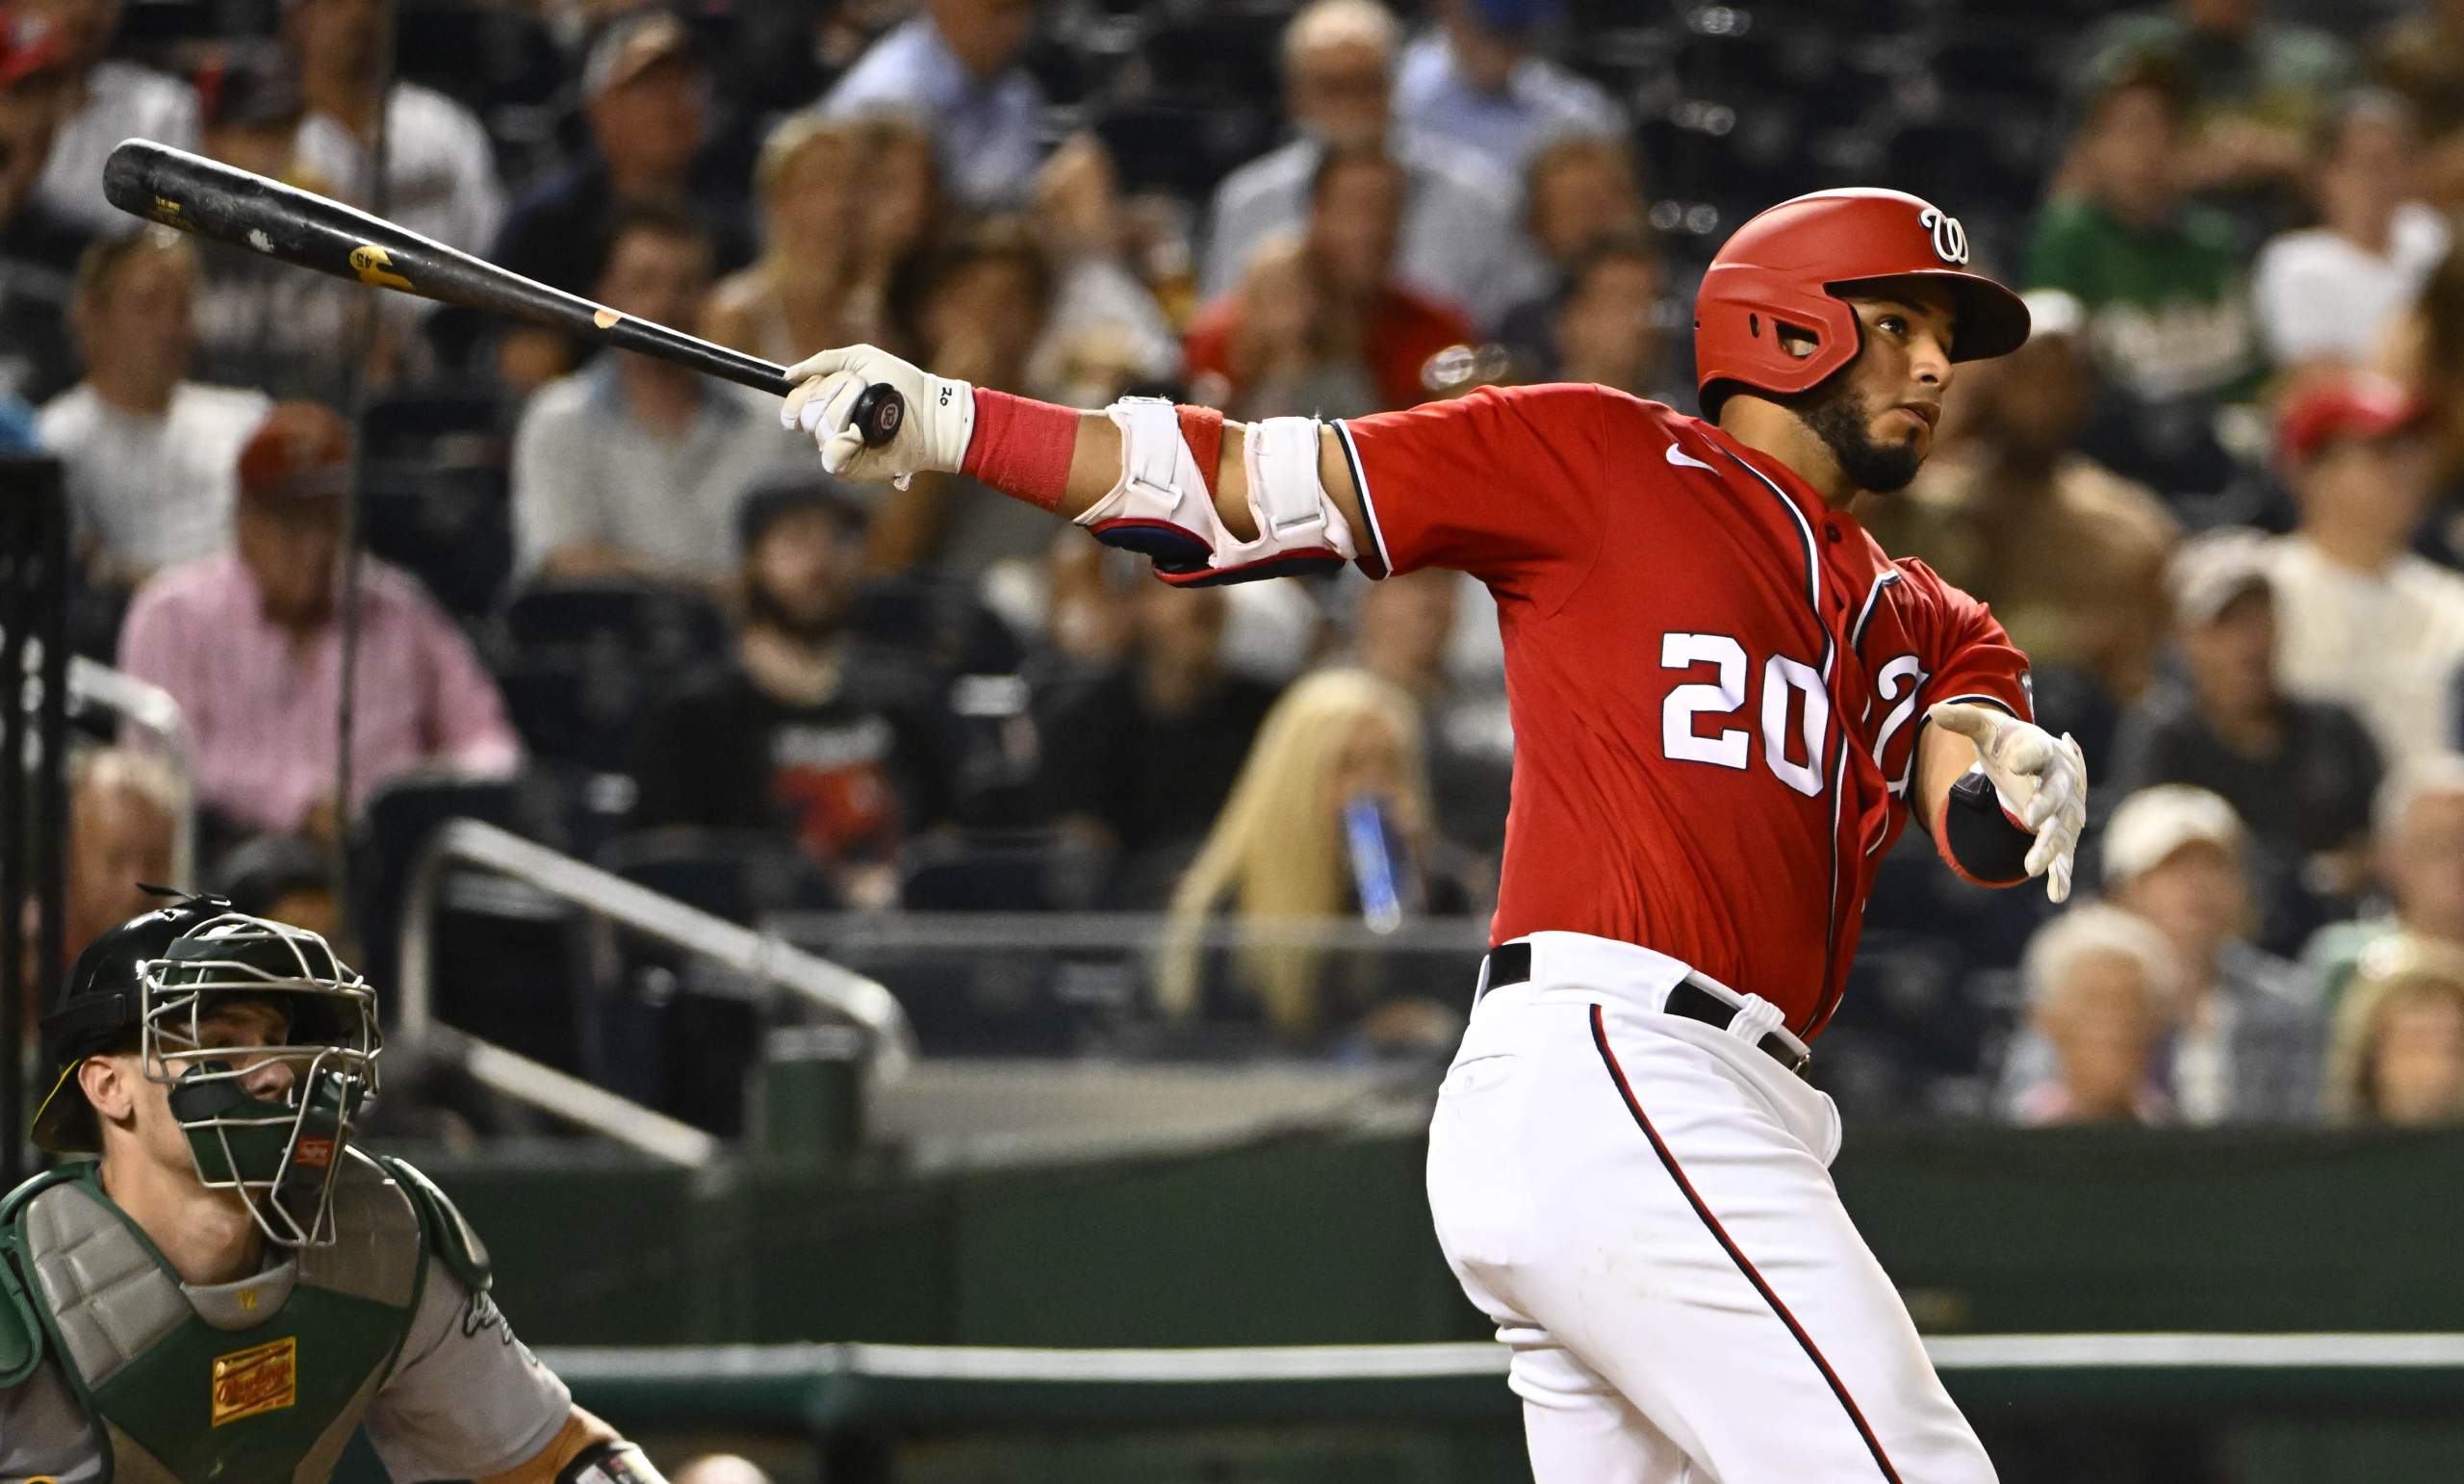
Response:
[2024,194,2265,403]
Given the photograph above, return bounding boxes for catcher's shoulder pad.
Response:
[0,1165,82,1387]
[378,1154,492,1297]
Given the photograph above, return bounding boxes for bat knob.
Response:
[850,384,905,449]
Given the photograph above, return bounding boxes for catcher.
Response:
[0,895,671,1483]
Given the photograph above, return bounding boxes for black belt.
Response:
[1476,940,1811,1078]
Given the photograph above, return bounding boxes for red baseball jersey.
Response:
[1335,384,2033,1037]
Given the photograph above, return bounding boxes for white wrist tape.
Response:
[1075,398,1355,586]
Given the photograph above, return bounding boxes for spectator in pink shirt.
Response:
[116,400,519,843]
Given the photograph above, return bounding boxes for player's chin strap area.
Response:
[556,1440,671,1484]
[1075,397,1358,586]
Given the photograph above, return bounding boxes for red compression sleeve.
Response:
[961,389,1078,513]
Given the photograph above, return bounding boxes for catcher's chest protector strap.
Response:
[5,1156,426,1484]
[379,1153,491,1295]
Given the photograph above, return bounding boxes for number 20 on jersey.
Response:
[1659,633,1925,800]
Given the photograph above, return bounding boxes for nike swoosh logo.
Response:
[1665,443,1714,472]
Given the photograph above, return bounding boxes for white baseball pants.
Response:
[1424,932,1996,1483]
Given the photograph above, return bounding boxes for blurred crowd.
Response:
[11,0,2464,1133]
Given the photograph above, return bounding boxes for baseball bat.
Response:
[101,138,906,448]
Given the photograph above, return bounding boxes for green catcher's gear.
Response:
[0,1151,490,1483]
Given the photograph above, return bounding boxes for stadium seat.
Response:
[493,651,647,775]
[357,394,515,620]
[898,829,1114,913]
[501,581,732,671]
[598,828,844,924]
[352,773,593,1076]
[587,830,843,1133]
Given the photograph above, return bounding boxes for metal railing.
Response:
[66,655,198,889]
[398,818,916,1164]
[766,911,1491,956]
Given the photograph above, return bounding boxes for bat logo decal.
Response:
[348,243,414,291]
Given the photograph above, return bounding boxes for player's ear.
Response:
[1776,323,1819,361]
[77,1055,140,1127]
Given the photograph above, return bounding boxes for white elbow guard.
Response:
[1075,397,1356,586]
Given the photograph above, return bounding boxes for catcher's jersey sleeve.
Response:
[364,1257,572,1481]
[1333,382,1619,610]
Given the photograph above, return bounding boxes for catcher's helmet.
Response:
[31,892,235,1153]
[1693,188,2032,421]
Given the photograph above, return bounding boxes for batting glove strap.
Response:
[555,1440,670,1484]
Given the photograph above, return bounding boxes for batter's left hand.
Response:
[1927,703,2087,904]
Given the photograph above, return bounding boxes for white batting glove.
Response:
[779,344,975,486]
[1927,702,2088,904]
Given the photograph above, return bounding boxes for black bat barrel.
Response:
[101,139,905,448]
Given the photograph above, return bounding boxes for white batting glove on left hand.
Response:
[1927,702,2088,904]
[779,344,975,486]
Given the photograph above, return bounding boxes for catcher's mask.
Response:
[137,911,382,1247]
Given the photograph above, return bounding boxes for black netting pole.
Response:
[0,462,30,1185]
[332,0,400,938]
[0,456,68,1184]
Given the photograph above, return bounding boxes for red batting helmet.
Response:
[1693,188,2031,420]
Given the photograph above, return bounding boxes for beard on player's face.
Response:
[1783,372,1926,495]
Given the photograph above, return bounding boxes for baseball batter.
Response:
[0,896,674,1484]
[781,188,2082,1482]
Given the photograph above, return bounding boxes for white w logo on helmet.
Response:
[1918,207,1969,266]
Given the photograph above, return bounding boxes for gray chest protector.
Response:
[0,1152,469,1484]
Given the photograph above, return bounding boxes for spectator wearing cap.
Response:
[2004,790,2321,1123]
[22,0,198,237]
[1201,0,1527,329]
[2028,57,2264,413]
[512,202,808,588]
[2304,754,2464,1012]
[0,7,85,410]
[1186,149,1474,417]
[2007,904,2184,1126]
[1392,0,1623,180]
[2111,532,2382,901]
[1861,289,2179,706]
[116,401,519,843]
[2079,0,2352,197]
[629,474,956,907]
[492,9,750,391]
[819,0,1043,215]
[39,229,270,589]
[2261,371,2464,766]
[2253,90,2451,371]
[2324,933,2464,1124]
[2024,786,2322,1124]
